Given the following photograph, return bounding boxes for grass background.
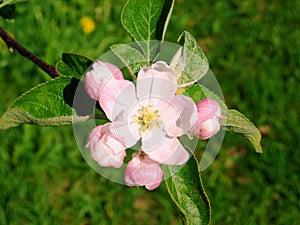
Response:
[0,0,299,224]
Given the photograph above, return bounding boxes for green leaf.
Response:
[56,61,76,77]
[171,31,209,87]
[56,53,93,78]
[0,77,90,130]
[163,152,211,225]
[223,109,262,153]
[121,0,174,60]
[110,44,147,78]
[121,0,174,42]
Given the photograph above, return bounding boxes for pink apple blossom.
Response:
[190,98,222,139]
[85,123,126,168]
[85,60,125,100]
[84,60,200,189]
[124,152,163,190]
[85,60,197,166]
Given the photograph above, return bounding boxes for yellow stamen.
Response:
[135,104,161,132]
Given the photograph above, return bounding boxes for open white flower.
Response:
[85,60,197,166]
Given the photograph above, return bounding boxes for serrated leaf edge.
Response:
[0,76,90,130]
[222,109,263,153]
[0,108,89,130]
[164,152,211,225]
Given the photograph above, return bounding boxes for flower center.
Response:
[135,104,161,132]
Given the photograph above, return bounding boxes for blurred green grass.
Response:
[0,0,299,224]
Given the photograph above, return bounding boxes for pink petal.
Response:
[165,95,198,137]
[189,98,222,139]
[90,143,126,168]
[136,61,178,101]
[140,126,166,151]
[99,78,136,121]
[143,98,182,137]
[124,153,163,190]
[198,117,221,140]
[196,98,221,122]
[147,96,197,138]
[144,136,189,165]
[92,61,124,80]
[86,123,126,168]
[84,60,124,100]
[111,120,140,148]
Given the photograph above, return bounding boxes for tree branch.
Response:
[0,26,59,78]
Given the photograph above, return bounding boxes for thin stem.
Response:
[0,26,59,78]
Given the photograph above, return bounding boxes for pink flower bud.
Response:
[190,98,222,139]
[84,60,124,100]
[124,153,163,191]
[86,123,126,168]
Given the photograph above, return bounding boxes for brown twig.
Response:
[0,26,59,78]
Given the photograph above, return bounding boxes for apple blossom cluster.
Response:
[84,60,222,190]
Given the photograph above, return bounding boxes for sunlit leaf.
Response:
[163,152,211,225]
[121,0,174,60]
[223,109,263,153]
[171,31,209,87]
[0,77,90,130]
[121,0,174,41]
